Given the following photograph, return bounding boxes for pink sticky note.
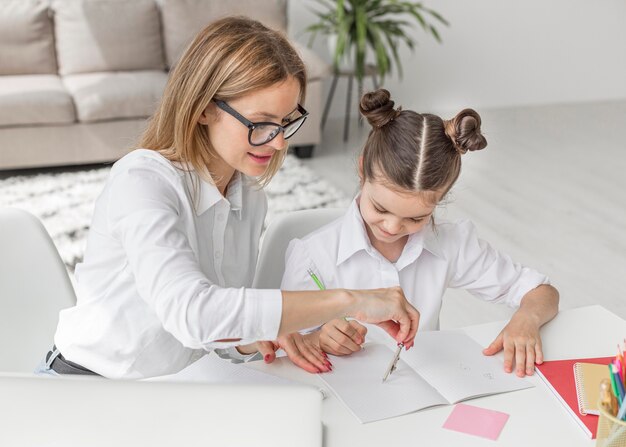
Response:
[442,403,509,441]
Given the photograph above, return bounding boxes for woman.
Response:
[38,17,419,379]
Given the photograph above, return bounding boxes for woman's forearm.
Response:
[278,287,420,346]
[278,289,355,336]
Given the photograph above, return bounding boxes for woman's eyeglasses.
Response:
[214,100,308,147]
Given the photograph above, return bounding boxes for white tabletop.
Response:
[247,305,626,446]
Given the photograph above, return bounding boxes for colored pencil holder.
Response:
[597,402,626,447]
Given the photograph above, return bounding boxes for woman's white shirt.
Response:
[54,150,282,379]
[281,199,550,332]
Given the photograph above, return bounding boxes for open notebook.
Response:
[318,330,533,423]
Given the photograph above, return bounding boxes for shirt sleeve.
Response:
[281,238,325,334]
[213,237,323,362]
[447,220,550,307]
[214,347,262,363]
[106,166,283,350]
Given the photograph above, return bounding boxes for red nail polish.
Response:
[264,354,271,363]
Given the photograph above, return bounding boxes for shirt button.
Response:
[215,251,222,259]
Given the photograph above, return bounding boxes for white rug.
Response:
[0,154,350,271]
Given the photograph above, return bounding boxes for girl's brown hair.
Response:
[359,89,487,202]
[139,16,307,186]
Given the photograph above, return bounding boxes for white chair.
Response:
[253,208,344,289]
[0,208,76,372]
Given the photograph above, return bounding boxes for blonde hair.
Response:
[139,16,307,187]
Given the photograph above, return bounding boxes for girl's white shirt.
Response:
[281,199,550,332]
[54,150,282,379]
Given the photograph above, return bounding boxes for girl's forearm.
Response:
[517,284,559,327]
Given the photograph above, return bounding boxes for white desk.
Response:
[248,305,625,446]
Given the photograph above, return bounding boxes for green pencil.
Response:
[610,364,622,407]
[307,268,348,321]
[307,268,325,290]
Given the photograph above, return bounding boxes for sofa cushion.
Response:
[62,70,168,122]
[292,42,331,82]
[0,75,75,126]
[0,0,57,75]
[161,0,287,68]
[52,0,165,75]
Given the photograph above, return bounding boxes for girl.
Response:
[279,89,559,377]
[38,19,420,379]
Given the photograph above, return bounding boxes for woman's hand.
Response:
[276,331,331,374]
[347,286,420,348]
[319,319,367,355]
[482,285,559,377]
[237,333,330,373]
[236,341,279,363]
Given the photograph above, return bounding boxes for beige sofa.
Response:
[0,0,329,170]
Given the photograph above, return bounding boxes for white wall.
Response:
[288,0,626,116]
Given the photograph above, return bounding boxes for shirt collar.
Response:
[337,196,444,268]
[423,221,444,259]
[193,171,244,218]
[225,172,243,215]
[337,198,374,266]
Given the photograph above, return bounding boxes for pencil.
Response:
[620,345,626,389]
[610,364,622,409]
[307,268,349,322]
[614,364,626,405]
[307,268,325,290]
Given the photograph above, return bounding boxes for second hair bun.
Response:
[444,109,488,154]
[359,89,399,128]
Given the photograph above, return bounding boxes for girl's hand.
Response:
[482,311,544,377]
[276,331,332,374]
[319,319,367,356]
[483,285,559,377]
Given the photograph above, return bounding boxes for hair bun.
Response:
[444,109,488,154]
[359,88,401,129]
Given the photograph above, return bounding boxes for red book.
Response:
[535,356,613,438]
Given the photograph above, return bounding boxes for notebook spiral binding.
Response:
[574,363,594,416]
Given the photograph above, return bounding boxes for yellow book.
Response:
[574,362,612,415]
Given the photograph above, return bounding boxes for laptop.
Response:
[0,373,322,447]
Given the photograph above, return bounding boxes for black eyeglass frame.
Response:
[214,100,309,147]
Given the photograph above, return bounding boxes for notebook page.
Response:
[318,343,447,423]
[401,330,532,403]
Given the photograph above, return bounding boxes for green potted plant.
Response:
[304,0,448,86]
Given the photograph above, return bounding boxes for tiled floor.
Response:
[300,100,626,329]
